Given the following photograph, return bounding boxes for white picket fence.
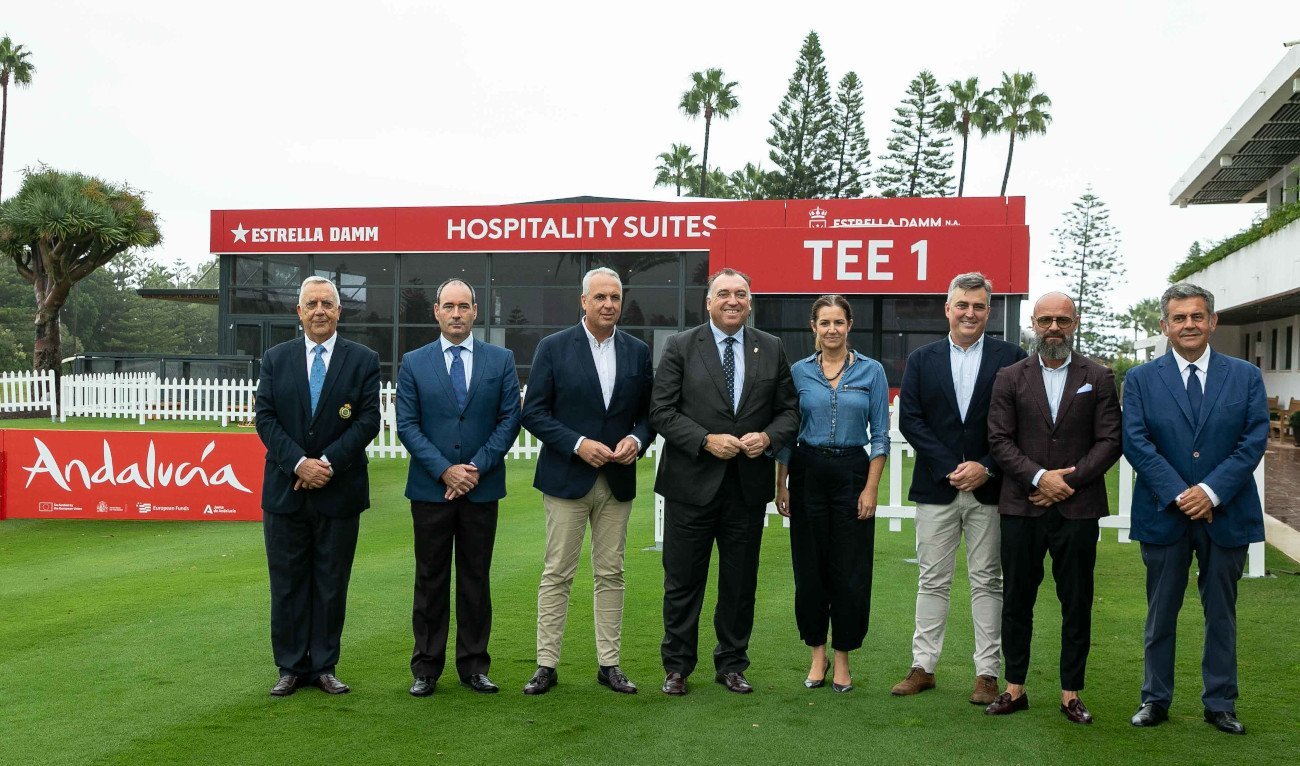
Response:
[0,369,57,418]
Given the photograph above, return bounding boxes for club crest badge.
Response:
[339,403,352,420]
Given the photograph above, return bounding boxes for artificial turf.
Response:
[1,417,1296,765]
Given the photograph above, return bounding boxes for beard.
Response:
[1032,333,1073,361]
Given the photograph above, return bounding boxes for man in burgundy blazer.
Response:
[985,292,1122,724]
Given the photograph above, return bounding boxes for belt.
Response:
[797,444,865,458]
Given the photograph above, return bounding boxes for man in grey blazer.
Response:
[650,268,799,696]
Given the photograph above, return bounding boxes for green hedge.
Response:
[1170,197,1300,282]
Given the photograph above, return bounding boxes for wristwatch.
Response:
[984,465,996,479]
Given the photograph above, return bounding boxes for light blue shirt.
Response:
[776,351,890,464]
[1041,353,1072,423]
[709,322,745,411]
[949,333,984,422]
[439,334,474,383]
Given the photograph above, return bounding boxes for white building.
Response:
[1170,44,1300,406]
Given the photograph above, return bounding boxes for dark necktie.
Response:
[449,345,468,409]
[309,344,326,415]
[1187,363,1202,421]
[722,337,737,412]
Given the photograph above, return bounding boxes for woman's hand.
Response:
[776,485,791,517]
[856,486,877,520]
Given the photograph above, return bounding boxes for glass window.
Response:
[492,253,586,285]
[882,297,949,332]
[268,323,300,348]
[233,254,308,287]
[1270,328,1279,371]
[339,285,396,324]
[400,253,487,287]
[398,326,440,356]
[621,287,679,327]
[881,332,947,386]
[337,324,394,364]
[399,286,440,324]
[501,326,552,371]
[489,288,581,326]
[1287,326,1294,370]
[684,288,708,326]
[230,287,298,315]
[590,252,680,285]
[234,324,261,357]
[314,253,395,286]
[685,252,710,286]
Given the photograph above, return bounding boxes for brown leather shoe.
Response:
[523,666,557,695]
[314,673,350,694]
[662,671,687,696]
[984,691,1029,715]
[890,666,936,696]
[270,675,301,697]
[970,675,999,705]
[597,665,637,694]
[1061,697,1094,724]
[715,672,753,694]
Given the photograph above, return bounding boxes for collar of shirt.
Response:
[304,333,338,359]
[948,332,985,355]
[1172,346,1211,376]
[439,334,475,356]
[708,321,744,348]
[1038,352,1072,373]
[581,317,617,350]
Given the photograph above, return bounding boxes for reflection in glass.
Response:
[620,288,678,327]
[492,253,585,285]
[490,288,580,326]
[590,252,680,285]
[231,287,298,315]
[684,288,707,325]
[400,253,487,287]
[399,326,440,355]
[314,253,395,286]
[338,324,395,364]
[234,255,308,287]
[399,287,438,323]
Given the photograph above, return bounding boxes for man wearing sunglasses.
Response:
[985,292,1122,724]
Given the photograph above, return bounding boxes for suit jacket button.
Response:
[1193,451,1200,458]
[454,444,460,450]
[459,415,465,421]
[308,430,315,438]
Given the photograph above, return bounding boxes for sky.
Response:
[3,0,1295,313]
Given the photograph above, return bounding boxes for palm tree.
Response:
[935,77,995,197]
[679,68,739,197]
[728,163,770,200]
[988,71,1052,196]
[0,36,37,200]
[653,143,696,197]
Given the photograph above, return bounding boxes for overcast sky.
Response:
[4,1,1295,312]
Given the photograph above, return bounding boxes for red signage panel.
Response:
[1,430,265,521]
[211,208,398,254]
[717,226,1029,295]
[784,197,1024,228]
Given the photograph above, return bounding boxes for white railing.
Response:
[59,374,259,427]
[0,370,57,420]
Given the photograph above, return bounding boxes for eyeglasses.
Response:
[1034,316,1075,329]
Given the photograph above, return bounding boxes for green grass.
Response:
[2,417,1298,765]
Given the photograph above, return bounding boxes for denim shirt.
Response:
[776,350,890,465]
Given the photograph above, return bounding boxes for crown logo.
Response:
[808,205,828,228]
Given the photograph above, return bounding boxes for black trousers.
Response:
[263,506,360,680]
[788,448,875,651]
[410,498,498,680]
[661,463,765,676]
[1000,508,1098,690]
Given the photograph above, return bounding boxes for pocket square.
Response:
[1077,383,1093,394]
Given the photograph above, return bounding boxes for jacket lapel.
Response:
[429,341,460,411]
[1050,358,1088,432]
[295,341,313,422]
[1195,352,1230,436]
[574,326,607,411]
[736,330,760,414]
[610,329,634,410]
[967,339,1002,422]
[1024,357,1053,427]
[1155,351,1195,427]
[937,342,961,421]
[694,328,731,407]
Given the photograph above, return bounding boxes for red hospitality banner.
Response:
[783,197,1024,228]
[716,225,1030,295]
[0,430,265,521]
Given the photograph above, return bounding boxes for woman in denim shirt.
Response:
[776,295,889,692]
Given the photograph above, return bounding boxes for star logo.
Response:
[231,223,249,243]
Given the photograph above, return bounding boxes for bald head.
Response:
[1033,292,1076,318]
[1031,292,1077,362]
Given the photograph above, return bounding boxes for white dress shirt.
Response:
[949,333,984,422]
[439,334,475,383]
[1172,346,1220,507]
[572,320,641,454]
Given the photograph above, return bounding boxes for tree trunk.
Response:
[700,114,713,197]
[0,81,9,200]
[958,130,969,197]
[1000,131,1017,196]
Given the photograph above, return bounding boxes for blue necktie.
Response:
[722,337,737,412]
[1187,363,1202,421]
[309,344,326,416]
[450,345,468,410]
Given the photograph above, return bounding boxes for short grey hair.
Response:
[947,272,993,300]
[707,267,753,296]
[436,278,477,304]
[1160,283,1215,321]
[299,276,341,307]
[582,266,622,295]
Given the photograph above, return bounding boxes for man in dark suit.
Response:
[396,279,522,697]
[650,267,799,696]
[519,266,654,696]
[985,292,1122,723]
[891,272,1027,704]
[255,275,381,697]
[1123,283,1268,735]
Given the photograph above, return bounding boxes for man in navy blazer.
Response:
[891,272,1027,705]
[255,276,381,697]
[519,267,654,696]
[397,278,522,697]
[1123,283,1267,735]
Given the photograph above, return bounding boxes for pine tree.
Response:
[828,71,871,198]
[1050,188,1125,359]
[765,31,835,199]
[875,70,954,198]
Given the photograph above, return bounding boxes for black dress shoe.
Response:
[831,679,854,693]
[1060,697,1094,724]
[984,691,1029,715]
[409,676,436,697]
[597,665,637,694]
[715,672,753,694]
[462,673,499,694]
[662,671,687,696]
[1130,702,1169,727]
[523,666,557,695]
[270,675,302,697]
[314,674,350,694]
[1204,709,1246,735]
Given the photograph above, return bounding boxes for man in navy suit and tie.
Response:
[397,279,522,697]
[519,267,654,696]
[891,272,1027,704]
[255,276,381,697]
[1123,283,1268,735]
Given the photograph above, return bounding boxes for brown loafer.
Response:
[662,671,687,696]
[270,674,302,697]
[597,665,637,694]
[314,673,350,695]
[890,666,936,696]
[1061,697,1093,724]
[970,674,999,705]
[984,691,1029,716]
[715,672,753,694]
